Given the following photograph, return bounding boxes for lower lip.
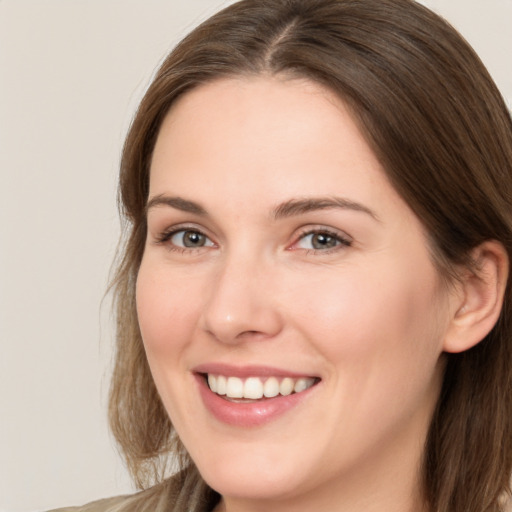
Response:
[195,374,317,427]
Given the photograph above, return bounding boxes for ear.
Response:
[443,240,509,354]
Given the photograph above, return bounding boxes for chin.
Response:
[202,466,300,501]
[191,446,307,501]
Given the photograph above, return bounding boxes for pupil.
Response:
[312,233,336,249]
[184,231,205,247]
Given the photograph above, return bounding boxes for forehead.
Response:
[149,77,390,202]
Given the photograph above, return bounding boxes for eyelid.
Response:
[153,223,216,249]
[151,222,351,254]
[288,226,353,252]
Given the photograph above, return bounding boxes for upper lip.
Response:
[192,362,319,380]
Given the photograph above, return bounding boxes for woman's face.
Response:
[137,77,456,507]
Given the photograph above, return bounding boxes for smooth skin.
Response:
[136,76,507,512]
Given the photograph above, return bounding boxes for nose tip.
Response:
[201,292,284,343]
[203,312,281,344]
[199,262,283,344]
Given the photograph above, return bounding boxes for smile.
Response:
[207,374,317,400]
[193,365,321,427]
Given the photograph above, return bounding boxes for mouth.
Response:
[203,374,318,401]
[193,366,321,427]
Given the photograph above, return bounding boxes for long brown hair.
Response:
[109,0,512,510]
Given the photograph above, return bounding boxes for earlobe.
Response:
[443,240,509,354]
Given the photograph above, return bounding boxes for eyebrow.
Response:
[146,194,207,216]
[272,197,379,221]
[145,194,379,222]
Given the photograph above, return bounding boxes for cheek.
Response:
[136,260,200,356]
[291,260,446,379]
[295,264,446,442]
[135,260,204,425]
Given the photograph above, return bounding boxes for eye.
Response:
[295,229,351,251]
[168,229,215,249]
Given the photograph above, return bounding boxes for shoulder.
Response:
[46,486,165,512]
[46,467,218,512]
[47,494,131,512]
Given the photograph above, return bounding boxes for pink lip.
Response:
[192,364,319,428]
[193,362,314,379]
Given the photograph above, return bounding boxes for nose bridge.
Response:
[200,248,282,343]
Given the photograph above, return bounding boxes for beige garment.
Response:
[46,466,512,511]
[48,467,218,512]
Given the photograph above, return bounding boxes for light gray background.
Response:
[1,1,511,511]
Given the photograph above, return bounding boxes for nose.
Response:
[199,253,283,344]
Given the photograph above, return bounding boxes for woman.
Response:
[53,0,512,510]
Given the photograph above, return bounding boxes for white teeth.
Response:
[263,377,280,398]
[226,376,244,398]
[244,377,264,399]
[280,377,294,396]
[207,374,316,399]
[208,374,217,393]
[217,375,227,395]
[294,377,314,393]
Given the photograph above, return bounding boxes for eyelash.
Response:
[292,228,352,254]
[154,226,352,254]
[154,225,214,253]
